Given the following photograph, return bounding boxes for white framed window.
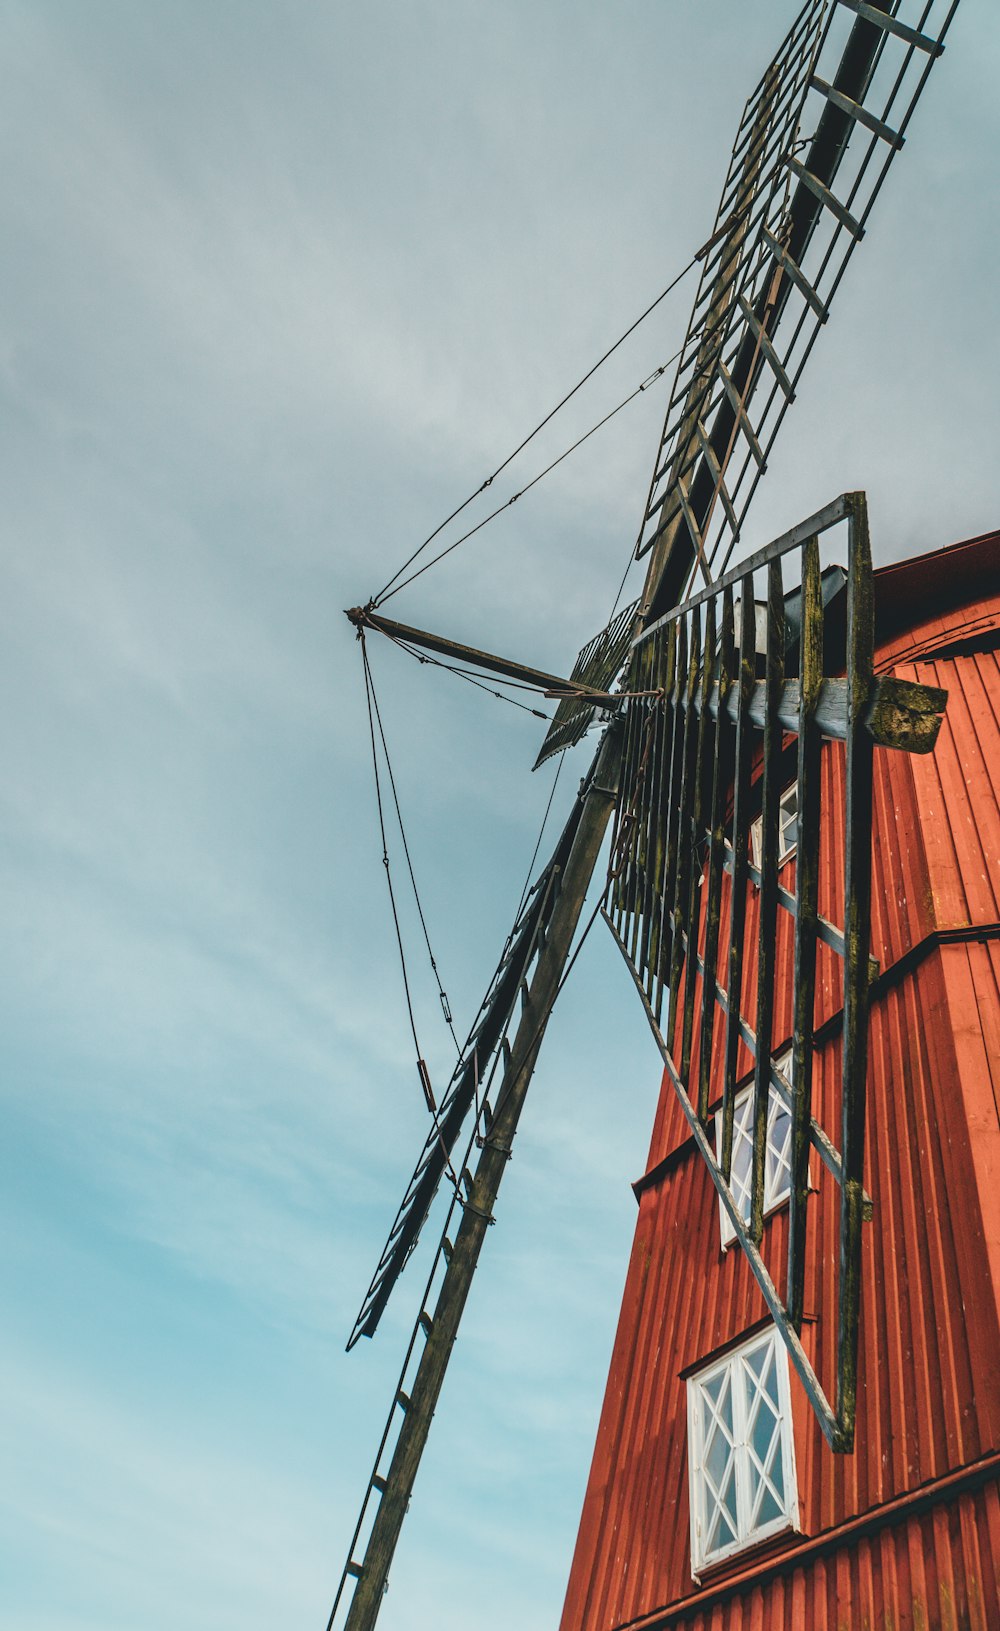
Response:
[714,1051,792,1248]
[686,1325,799,1575]
[750,781,798,871]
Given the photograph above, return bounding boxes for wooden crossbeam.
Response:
[762,229,829,322]
[737,293,795,397]
[698,672,947,753]
[786,156,864,239]
[810,74,904,149]
[838,0,945,55]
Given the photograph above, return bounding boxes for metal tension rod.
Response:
[345,605,623,704]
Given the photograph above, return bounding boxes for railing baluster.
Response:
[638,633,667,992]
[681,598,716,1109]
[666,612,702,1055]
[697,587,736,1124]
[721,575,756,1182]
[654,616,688,1026]
[788,537,822,1329]
[647,626,677,1001]
[614,648,647,936]
[750,556,784,1245]
[836,493,875,1450]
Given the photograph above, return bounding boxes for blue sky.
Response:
[1,4,998,1629]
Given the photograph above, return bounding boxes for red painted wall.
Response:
[560,532,1000,1631]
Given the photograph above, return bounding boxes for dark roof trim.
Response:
[874,527,1000,644]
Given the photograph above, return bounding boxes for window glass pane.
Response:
[707,1467,738,1551]
[703,1371,724,1408]
[743,1341,785,1535]
[768,1445,785,1504]
[701,1376,734,1467]
[732,1094,753,1217]
[760,1344,780,1411]
[705,1423,730,1490]
[750,1393,778,1467]
[734,1089,754,1138]
[701,1371,737,1560]
[718,1067,796,1246]
[731,1130,752,1219]
[744,1344,767,1381]
[752,784,798,874]
[778,784,798,861]
[765,1100,791,1200]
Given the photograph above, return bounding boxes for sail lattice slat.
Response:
[533,598,639,769]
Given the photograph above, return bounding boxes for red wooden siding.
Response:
[560,532,1000,1631]
[625,1474,1000,1631]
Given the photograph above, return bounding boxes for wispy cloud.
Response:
[2,2,998,1628]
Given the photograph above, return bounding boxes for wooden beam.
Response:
[346,605,595,698]
[342,725,625,1631]
[696,672,946,752]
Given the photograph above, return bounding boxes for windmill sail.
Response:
[533,0,959,775]
[638,0,960,617]
[347,774,588,1347]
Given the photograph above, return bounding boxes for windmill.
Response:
[329,4,960,1626]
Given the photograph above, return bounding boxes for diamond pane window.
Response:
[687,1327,798,1575]
[751,781,798,870]
[714,1050,793,1248]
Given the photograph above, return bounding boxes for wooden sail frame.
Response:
[603,492,945,1449]
[347,796,578,1348]
[638,0,960,619]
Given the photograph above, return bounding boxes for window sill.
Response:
[691,1517,802,1587]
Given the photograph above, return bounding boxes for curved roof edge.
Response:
[875,526,1000,645]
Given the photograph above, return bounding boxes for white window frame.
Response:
[714,1050,793,1249]
[686,1326,799,1577]
[750,781,798,871]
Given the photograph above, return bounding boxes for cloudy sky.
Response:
[1,4,997,1629]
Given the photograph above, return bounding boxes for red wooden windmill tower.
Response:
[330,4,999,1628]
[560,514,1000,1629]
